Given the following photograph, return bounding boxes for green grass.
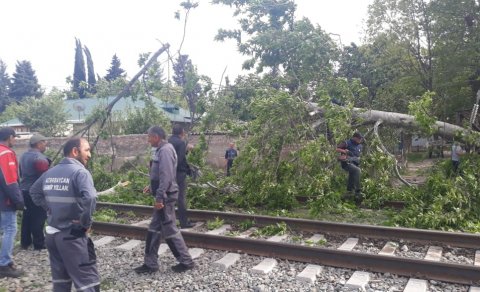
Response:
[206,217,224,230]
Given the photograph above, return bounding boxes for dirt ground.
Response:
[400,159,435,185]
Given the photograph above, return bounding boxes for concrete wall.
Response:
[13,134,240,170]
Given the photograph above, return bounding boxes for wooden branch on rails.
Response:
[97,181,130,197]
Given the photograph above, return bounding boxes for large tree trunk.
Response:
[354,108,468,138]
[308,103,473,140]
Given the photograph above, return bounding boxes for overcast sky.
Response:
[1,0,373,92]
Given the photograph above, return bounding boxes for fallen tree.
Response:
[308,103,474,140]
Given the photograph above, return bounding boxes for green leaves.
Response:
[13,90,68,136]
[408,91,437,135]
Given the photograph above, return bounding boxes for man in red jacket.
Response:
[0,127,25,278]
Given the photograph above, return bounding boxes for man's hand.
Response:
[187,143,194,151]
[143,185,150,194]
[154,201,164,210]
[15,202,25,211]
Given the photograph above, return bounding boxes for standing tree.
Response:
[173,54,211,123]
[73,38,87,98]
[9,60,42,102]
[105,54,125,81]
[138,52,165,95]
[214,0,337,96]
[0,60,11,112]
[366,0,480,118]
[10,89,68,136]
[83,45,96,93]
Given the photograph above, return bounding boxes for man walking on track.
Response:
[134,126,194,274]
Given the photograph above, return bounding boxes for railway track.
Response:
[95,202,480,287]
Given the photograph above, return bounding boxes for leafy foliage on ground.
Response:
[392,154,480,231]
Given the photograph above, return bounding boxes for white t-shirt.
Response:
[451,145,462,162]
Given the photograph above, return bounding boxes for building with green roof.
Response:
[0,97,191,135]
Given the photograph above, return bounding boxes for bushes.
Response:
[393,154,480,231]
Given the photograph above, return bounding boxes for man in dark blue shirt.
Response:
[225,142,238,176]
[336,132,364,205]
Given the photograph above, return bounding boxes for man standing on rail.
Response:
[134,126,194,274]
[0,127,25,278]
[336,132,364,205]
[19,134,51,250]
[30,137,100,291]
[168,125,194,229]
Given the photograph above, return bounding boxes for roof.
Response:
[0,118,24,127]
[0,97,192,127]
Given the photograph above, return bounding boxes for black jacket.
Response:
[168,135,190,174]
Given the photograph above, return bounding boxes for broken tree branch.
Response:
[373,120,412,187]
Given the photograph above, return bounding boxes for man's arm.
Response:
[33,157,50,174]
[336,141,349,154]
[30,172,48,211]
[456,146,464,156]
[74,170,97,229]
[176,139,187,169]
[0,152,23,208]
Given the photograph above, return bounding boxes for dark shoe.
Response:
[0,265,24,278]
[354,193,364,206]
[171,263,194,273]
[20,245,30,250]
[134,264,158,274]
[33,245,46,251]
[341,191,353,201]
[180,222,195,229]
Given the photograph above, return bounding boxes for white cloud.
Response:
[0,0,372,91]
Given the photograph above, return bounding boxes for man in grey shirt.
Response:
[30,137,100,292]
[134,126,194,274]
[451,141,464,174]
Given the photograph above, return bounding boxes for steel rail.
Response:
[295,196,406,209]
[92,221,480,285]
[96,202,480,248]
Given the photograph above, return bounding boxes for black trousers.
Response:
[21,191,47,249]
[226,160,234,176]
[341,162,361,195]
[176,171,189,226]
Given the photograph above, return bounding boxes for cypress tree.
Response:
[73,38,86,98]
[83,45,96,93]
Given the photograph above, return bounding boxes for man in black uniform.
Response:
[19,134,50,250]
[168,125,193,228]
[30,138,100,292]
[134,126,194,274]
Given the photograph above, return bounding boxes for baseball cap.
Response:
[30,134,47,145]
[353,132,364,139]
[0,127,20,141]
